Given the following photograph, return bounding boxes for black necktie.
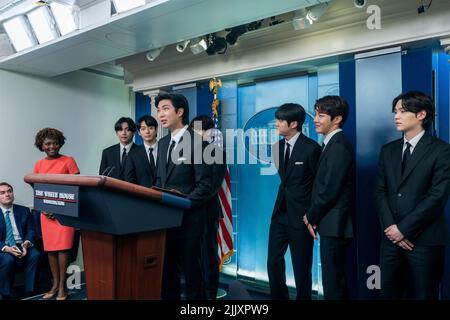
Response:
[149,147,156,171]
[121,147,127,166]
[284,142,290,173]
[401,142,412,175]
[167,140,176,170]
[321,142,326,151]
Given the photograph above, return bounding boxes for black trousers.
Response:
[320,236,351,300]
[161,232,205,300]
[267,211,314,300]
[202,215,220,300]
[380,237,445,300]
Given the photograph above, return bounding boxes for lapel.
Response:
[284,134,303,179]
[113,143,121,169]
[389,139,403,188]
[166,132,188,182]
[278,139,285,180]
[138,146,152,176]
[398,134,433,186]
[0,209,5,239]
[0,206,22,240]
[318,132,341,167]
[12,205,23,238]
[159,136,170,187]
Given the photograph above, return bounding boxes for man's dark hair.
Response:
[392,91,434,130]
[190,115,214,131]
[154,92,190,125]
[0,182,13,192]
[314,95,349,127]
[114,117,136,133]
[137,115,158,130]
[34,128,66,151]
[275,103,306,131]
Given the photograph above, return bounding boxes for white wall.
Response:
[0,69,133,206]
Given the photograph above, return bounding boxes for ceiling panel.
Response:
[0,0,324,76]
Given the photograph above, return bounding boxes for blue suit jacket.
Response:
[0,204,35,249]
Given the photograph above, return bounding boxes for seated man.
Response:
[0,182,40,299]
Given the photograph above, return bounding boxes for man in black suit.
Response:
[0,182,40,300]
[375,91,450,300]
[268,103,321,300]
[304,96,355,300]
[155,93,212,300]
[99,117,137,180]
[190,115,227,300]
[125,115,158,187]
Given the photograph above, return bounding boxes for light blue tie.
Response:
[4,210,16,247]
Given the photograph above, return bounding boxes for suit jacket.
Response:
[125,144,158,188]
[375,133,450,245]
[0,204,35,249]
[99,143,137,180]
[155,127,212,238]
[272,133,321,229]
[306,131,355,238]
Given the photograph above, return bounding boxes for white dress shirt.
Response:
[1,206,22,251]
[120,142,134,163]
[322,128,343,150]
[402,130,425,158]
[144,141,158,164]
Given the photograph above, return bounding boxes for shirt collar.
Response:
[171,125,188,144]
[404,130,425,149]
[285,131,301,147]
[323,128,343,147]
[120,142,134,153]
[144,141,158,152]
[0,205,13,214]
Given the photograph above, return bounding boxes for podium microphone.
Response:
[105,166,115,177]
[101,166,111,176]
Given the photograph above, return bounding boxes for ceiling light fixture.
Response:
[146,46,165,61]
[50,1,79,36]
[112,0,146,14]
[27,5,59,44]
[3,15,37,52]
[189,38,208,55]
[176,39,190,53]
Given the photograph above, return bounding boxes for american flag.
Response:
[209,77,234,270]
[217,167,233,270]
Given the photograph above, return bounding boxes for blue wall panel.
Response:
[402,47,433,97]
[355,52,402,299]
[339,60,358,299]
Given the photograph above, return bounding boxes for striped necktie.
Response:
[4,210,16,247]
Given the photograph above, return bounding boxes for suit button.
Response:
[397,193,402,197]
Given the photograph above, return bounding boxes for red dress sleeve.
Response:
[66,157,80,174]
[33,160,40,174]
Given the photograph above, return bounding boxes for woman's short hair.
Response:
[34,128,66,152]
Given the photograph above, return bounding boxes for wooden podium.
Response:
[24,174,190,300]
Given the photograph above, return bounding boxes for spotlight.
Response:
[206,36,227,55]
[176,39,190,52]
[190,38,208,54]
[225,25,247,45]
[353,0,366,8]
[292,9,309,30]
[146,46,165,61]
[305,3,329,25]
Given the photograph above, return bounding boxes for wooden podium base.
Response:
[81,230,166,300]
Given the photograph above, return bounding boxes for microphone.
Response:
[105,166,115,177]
[101,166,111,176]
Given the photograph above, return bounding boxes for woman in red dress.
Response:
[33,128,80,300]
